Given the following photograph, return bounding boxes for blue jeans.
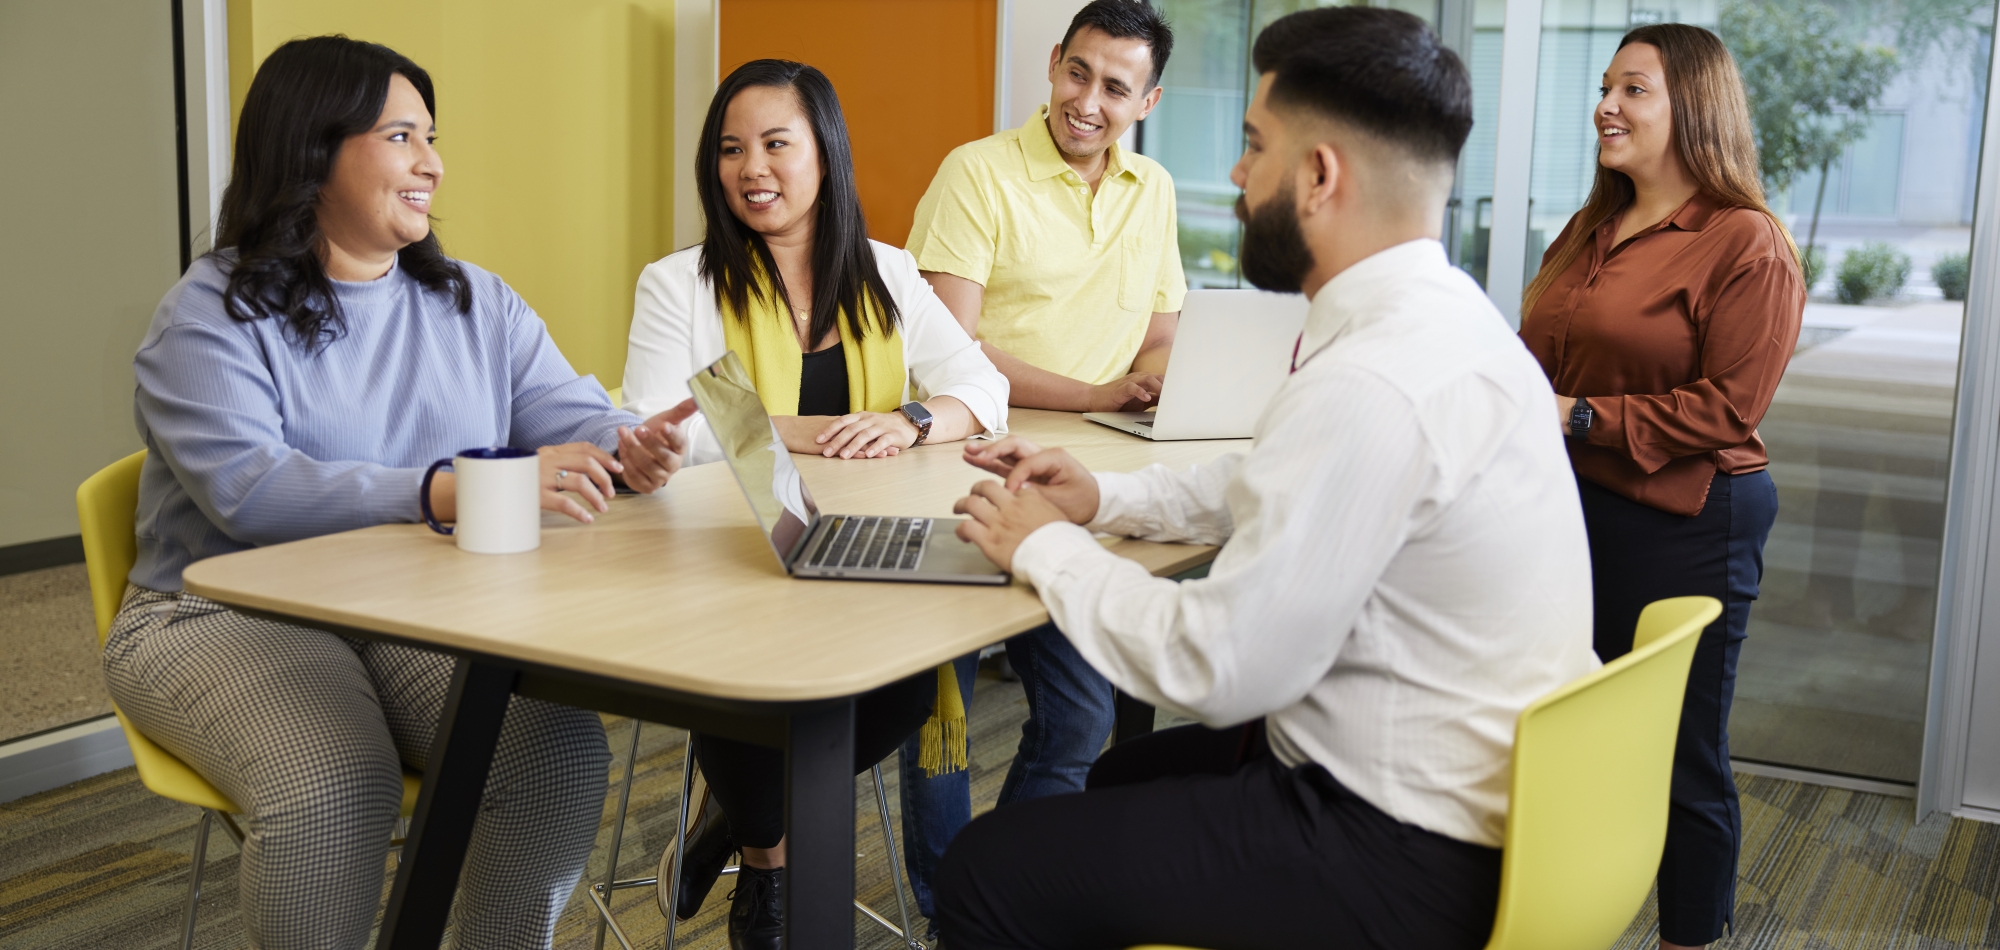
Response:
[898,622,1116,920]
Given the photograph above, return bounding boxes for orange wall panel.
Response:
[720,0,996,247]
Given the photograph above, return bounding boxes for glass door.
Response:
[1523,0,1997,783]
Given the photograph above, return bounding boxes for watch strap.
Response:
[899,401,933,446]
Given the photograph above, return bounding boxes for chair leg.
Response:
[595,719,644,950]
[180,810,213,950]
[664,731,697,950]
[870,763,923,949]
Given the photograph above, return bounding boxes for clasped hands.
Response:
[952,436,1101,571]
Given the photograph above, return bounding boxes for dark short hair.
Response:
[1060,0,1175,89]
[217,36,470,350]
[696,60,898,342]
[1251,7,1472,166]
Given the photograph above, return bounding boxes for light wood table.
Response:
[180,409,1240,950]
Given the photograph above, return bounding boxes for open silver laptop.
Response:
[1084,288,1310,440]
[687,351,1008,585]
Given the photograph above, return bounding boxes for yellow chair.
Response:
[1129,595,1719,950]
[606,385,623,408]
[78,450,420,950]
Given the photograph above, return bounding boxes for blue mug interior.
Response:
[457,447,536,460]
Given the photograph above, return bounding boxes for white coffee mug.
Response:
[421,447,541,554]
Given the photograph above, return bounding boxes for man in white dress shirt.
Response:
[931,8,1598,948]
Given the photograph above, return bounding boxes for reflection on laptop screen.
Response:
[687,352,819,565]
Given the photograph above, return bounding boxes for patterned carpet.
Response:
[3,667,1999,949]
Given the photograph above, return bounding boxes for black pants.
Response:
[694,671,934,848]
[1578,471,1776,946]
[934,722,1502,950]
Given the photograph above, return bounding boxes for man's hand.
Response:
[616,398,698,493]
[1088,372,1163,413]
[953,481,1072,571]
[962,437,1099,525]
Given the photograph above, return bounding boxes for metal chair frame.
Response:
[587,724,926,950]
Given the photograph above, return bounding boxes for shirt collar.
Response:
[1295,239,1451,369]
[1597,190,1723,246]
[1020,105,1145,185]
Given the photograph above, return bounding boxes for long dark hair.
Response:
[214,36,471,350]
[696,59,898,343]
[1522,24,1794,316]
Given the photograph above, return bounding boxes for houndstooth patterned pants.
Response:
[103,586,611,950]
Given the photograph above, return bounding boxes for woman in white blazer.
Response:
[622,82,1007,468]
[621,59,1007,950]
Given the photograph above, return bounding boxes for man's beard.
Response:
[1235,185,1314,294]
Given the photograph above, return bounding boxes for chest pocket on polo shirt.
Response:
[1118,233,1157,312]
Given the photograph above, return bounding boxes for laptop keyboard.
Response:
[805,516,931,571]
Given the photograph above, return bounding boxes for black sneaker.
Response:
[727,864,785,950]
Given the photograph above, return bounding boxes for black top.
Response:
[797,341,851,416]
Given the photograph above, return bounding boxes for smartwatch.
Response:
[1567,397,1594,440]
[898,401,935,446]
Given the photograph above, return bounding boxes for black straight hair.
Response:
[696,59,898,344]
[214,35,470,351]
[1060,0,1175,89]
[1251,7,1472,166]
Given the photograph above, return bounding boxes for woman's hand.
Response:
[814,411,920,459]
[1555,394,1578,434]
[616,399,698,494]
[540,442,620,523]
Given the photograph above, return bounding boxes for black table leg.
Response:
[784,698,856,949]
[1114,689,1155,744]
[379,659,517,950]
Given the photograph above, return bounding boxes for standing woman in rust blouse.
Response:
[1519,23,1803,950]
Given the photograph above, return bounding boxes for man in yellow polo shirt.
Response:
[909,0,1185,412]
[893,0,1184,936]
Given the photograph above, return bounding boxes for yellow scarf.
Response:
[720,273,968,776]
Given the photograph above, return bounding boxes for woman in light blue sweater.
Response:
[104,37,692,950]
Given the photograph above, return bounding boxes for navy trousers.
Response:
[1578,470,1776,947]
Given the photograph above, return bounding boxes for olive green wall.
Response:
[0,0,182,548]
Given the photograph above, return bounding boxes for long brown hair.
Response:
[1521,23,1796,317]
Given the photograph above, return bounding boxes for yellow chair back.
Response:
[76,449,417,816]
[77,449,146,645]
[1482,595,1718,950]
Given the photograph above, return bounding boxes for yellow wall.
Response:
[228,1,679,388]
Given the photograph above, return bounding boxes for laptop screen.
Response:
[686,352,820,567]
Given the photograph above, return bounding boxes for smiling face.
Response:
[716,84,822,241]
[1044,26,1163,161]
[316,73,440,262]
[1595,42,1677,180]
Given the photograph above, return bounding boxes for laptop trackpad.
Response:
[920,519,1008,577]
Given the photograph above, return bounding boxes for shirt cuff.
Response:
[1083,471,1149,536]
[1009,520,1115,588]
